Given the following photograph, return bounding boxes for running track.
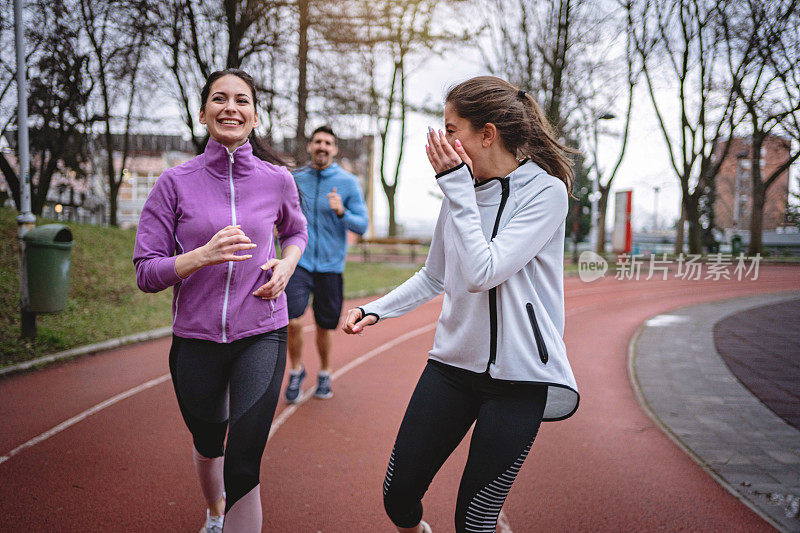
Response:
[2,266,798,532]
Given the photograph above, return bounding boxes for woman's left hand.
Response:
[425,128,472,174]
[253,257,296,300]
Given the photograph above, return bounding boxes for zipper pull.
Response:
[228,151,235,164]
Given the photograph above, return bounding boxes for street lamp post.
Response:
[15,0,36,338]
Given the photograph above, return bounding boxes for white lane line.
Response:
[268,322,437,441]
[1,316,508,528]
[0,374,171,465]
[0,324,319,466]
[269,320,513,532]
[497,510,513,532]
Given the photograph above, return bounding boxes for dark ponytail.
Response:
[446,76,577,194]
[200,68,285,166]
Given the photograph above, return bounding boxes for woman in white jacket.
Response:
[343,76,580,533]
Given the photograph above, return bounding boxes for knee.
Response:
[192,423,226,459]
[383,479,422,529]
[287,319,304,336]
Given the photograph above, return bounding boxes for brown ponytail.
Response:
[446,76,577,194]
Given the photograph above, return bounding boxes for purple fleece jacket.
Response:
[133,138,308,343]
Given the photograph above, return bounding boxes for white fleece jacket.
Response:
[360,160,579,421]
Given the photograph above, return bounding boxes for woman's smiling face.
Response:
[199,75,258,150]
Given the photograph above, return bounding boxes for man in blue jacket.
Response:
[284,125,369,402]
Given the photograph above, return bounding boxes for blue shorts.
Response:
[285,266,344,329]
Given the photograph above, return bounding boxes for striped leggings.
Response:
[383,360,547,533]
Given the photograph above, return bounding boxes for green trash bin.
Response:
[731,234,742,256]
[22,224,74,313]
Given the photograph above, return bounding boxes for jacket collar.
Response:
[473,160,545,205]
[308,162,340,178]
[202,137,257,180]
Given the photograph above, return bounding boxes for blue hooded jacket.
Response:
[292,163,368,273]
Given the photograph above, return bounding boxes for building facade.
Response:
[713,135,791,232]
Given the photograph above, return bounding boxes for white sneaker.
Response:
[199,509,224,533]
[420,520,432,533]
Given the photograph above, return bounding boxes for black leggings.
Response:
[383,360,547,533]
[168,328,286,513]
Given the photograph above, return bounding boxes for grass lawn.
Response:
[0,207,419,369]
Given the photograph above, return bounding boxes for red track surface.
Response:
[2,266,799,532]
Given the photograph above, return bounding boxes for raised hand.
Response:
[327,187,344,216]
[425,128,473,174]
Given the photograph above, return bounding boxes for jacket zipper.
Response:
[486,177,510,372]
[526,302,549,364]
[221,150,237,343]
[266,229,275,319]
[313,170,321,271]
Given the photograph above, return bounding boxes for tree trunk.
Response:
[0,153,21,209]
[384,184,397,236]
[747,134,765,255]
[595,189,609,254]
[294,0,310,164]
[674,202,685,255]
[684,195,703,254]
[546,0,570,131]
[225,0,243,69]
[748,181,765,255]
[30,155,60,216]
[109,192,118,229]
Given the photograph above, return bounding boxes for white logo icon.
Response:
[578,251,608,282]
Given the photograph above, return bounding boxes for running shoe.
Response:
[285,366,306,403]
[199,509,223,533]
[314,371,333,399]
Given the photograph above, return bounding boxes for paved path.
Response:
[1,265,799,531]
[633,292,800,532]
[715,298,800,430]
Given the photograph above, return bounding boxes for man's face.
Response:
[307,132,338,169]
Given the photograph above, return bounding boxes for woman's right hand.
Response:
[200,225,257,266]
[342,308,378,335]
[175,225,256,279]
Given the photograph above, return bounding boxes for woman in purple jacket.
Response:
[133,69,307,533]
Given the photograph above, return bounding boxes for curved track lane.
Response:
[2,267,799,531]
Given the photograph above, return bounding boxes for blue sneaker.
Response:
[284,367,305,403]
[314,372,333,399]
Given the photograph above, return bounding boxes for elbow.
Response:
[347,217,368,235]
[463,270,494,293]
[465,280,486,293]
[135,266,161,294]
[137,277,160,294]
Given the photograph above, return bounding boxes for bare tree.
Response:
[483,0,611,136]
[320,0,468,236]
[150,0,290,153]
[631,0,741,254]
[370,0,469,236]
[79,0,154,226]
[0,0,93,215]
[574,0,641,253]
[722,0,800,254]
